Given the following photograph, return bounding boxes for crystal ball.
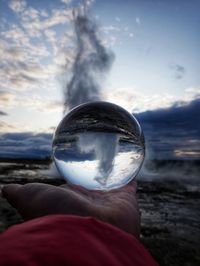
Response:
[52,101,145,191]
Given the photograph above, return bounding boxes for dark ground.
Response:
[0,160,199,266]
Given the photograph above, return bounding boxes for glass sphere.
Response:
[52,101,145,191]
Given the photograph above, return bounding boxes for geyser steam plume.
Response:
[63,7,117,186]
[64,7,114,112]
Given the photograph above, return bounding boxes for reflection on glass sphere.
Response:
[52,101,145,191]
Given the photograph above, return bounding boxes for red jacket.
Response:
[0,215,158,265]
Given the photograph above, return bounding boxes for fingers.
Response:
[2,182,92,220]
[2,183,53,219]
[2,184,22,208]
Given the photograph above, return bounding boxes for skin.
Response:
[2,180,140,238]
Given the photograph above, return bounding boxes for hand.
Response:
[2,180,140,238]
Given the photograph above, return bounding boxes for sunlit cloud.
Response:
[44,29,57,50]
[0,121,20,132]
[0,89,62,118]
[174,149,200,159]
[61,0,72,4]
[0,62,48,92]
[22,6,40,21]
[0,91,16,107]
[21,7,73,35]
[104,87,200,113]
[0,120,56,134]
[0,0,82,106]
[9,0,27,13]
[1,25,30,45]
[22,97,63,113]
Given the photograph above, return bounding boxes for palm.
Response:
[2,180,140,237]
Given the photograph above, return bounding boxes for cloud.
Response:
[0,61,48,91]
[0,0,118,134]
[44,29,57,44]
[0,19,52,92]
[22,97,63,113]
[61,0,72,4]
[136,98,200,160]
[136,17,141,25]
[0,111,8,116]
[104,87,200,113]
[0,91,16,107]
[0,98,199,160]
[115,17,121,22]
[21,7,73,36]
[22,6,40,21]
[40,100,63,113]
[1,25,30,45]
[41,10,48,18]
[174,149,200,159]
[0,117,56,133]
[0,36,60,92]
[0,132,52,159]
[170,63,186,79]
[40,9,72,28]
[103,25,121,34]
[0,2,77,96]
[0,121,19,132]
[9,0,27,13]
[1,0,114,102]
[0,88,62,116]
[101,22,135,44]
[84,0,95,7]
[0,29,49,59]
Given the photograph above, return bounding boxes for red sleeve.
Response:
[0,215,158,266]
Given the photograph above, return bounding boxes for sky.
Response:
[0,0,199,160]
